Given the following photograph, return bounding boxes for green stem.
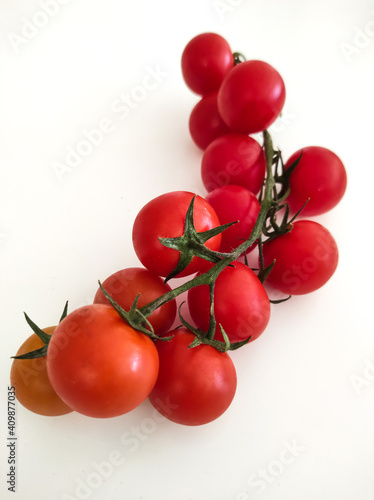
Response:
[207,281,217,341]
[258,237,265,272]
[139,266,213,318]
[139,130,276,321]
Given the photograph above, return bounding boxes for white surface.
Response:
[1,0,374,499]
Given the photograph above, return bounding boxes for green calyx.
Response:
[272,149,303,203]
[259,147,309,243]
[11,302,68,360]
[98,282,173,342]
[159,194,237,282]
[178,302,251,353]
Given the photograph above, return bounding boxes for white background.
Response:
[1,0,374,499]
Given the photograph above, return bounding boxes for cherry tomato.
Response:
[132,191,222,279]
[285,146,347,216]
[189,92,230,150]
[218,60,286,134]
[262,220,339,295]
[148,328,237,426]
[10,327,73,417]
[188,261,271,343]
[46,305,159,418]
[201,133,266,194]
[94,267,176,334]
[181,33,234,96]
[205,185,260,253]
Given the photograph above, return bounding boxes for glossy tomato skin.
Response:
[285,146,347,216]
[10,327,73,417]
[218,60,286,134]
[94,267,176,334]
[132,191,222,279]
[188,261,271,343]
[262,221,339,295]
[205,185,260,253]
[148,329,237,426]
[181,33,234,96]
[201,133,266,194]
[47,305,159,418]
[189,92,230,150]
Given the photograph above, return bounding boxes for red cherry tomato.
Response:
[201,133,266,194]
[94,267,176,334]
[189,93,230,150]
[132,191,222,279]
[262,220,339,295]
[285,146,347,216]
[188,261,271,343]
[181,33,234,96]
[218,60,286,134]
[47,305,159,418]
[205,185,260,253]
[10,327,73,417]
[148,329,237,426]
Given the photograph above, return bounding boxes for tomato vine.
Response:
[98,129,290,352]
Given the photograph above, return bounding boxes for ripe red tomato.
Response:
[201,133,266,194]
[94,267,176,334]
[262,220,339,295]
[132,191,222,279]
[10,327,73,417]
[46,305,159,418]
[148,328,237,426]
[205,185,260,253]
[189,92,230,150]
[181,33,234,96]
[285,146,347,216]
[188,261,271,343]
[218,60,286,134]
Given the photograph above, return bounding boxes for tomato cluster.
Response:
[10,33,346,427]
